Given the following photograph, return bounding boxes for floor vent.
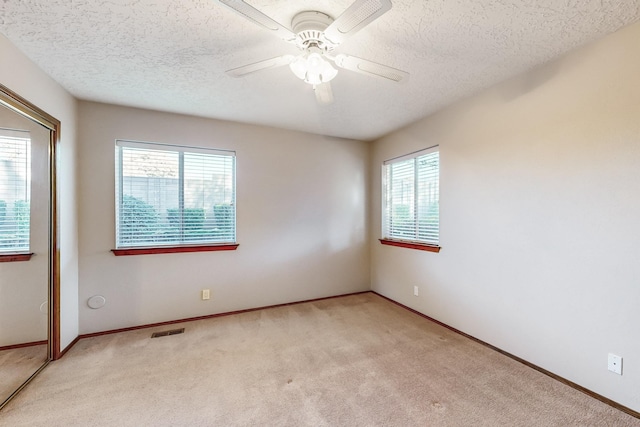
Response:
[151,328,185,338]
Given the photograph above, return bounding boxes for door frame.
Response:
[0,83,60,409]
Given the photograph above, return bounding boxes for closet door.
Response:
[0,86,59,410]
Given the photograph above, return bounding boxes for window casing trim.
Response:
[0,129,31,254]
[382,144,438,165]
[115,140,236,249]
[116,139,234,156]
[111,244,238,256]
[382,145,440,246]
[0,252,34,262]
[379,239,440,253]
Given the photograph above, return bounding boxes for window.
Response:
[0,129,31,254]
[115,140,236,250]
[382,146,439,249]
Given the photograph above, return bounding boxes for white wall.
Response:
[371,21,640,412]
[77,101,370,334]
[0,34,79,352]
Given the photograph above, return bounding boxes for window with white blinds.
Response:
[0,129,31,253]
[382,146,439,245]
[115,140,236,249]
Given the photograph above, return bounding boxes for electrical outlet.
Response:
[608,353,622,375]
[413,286,419,296]
[201,289,211,300]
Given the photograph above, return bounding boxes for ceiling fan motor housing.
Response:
[292,11,336,51]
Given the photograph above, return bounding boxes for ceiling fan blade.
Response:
[323,0,392,46]
[333,54,409,82]
[226,55,295,77]
[217,0,297,43]
[314,82,334,105]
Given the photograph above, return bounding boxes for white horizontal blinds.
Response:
[116,146,179,247]
[0,129,31,253]
[115,140,235,248]
[416,150,439,243]
[386,158,416,239]
[183,152,235,243]
[383,146,439,244]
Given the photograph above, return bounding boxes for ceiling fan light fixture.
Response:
[289,53,338,85]
[221,1,406,104]
[289,55,308,80]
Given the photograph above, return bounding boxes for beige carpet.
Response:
[1,293,638,426]
[0,344,47,406]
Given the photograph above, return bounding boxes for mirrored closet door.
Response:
[0,84,59,410]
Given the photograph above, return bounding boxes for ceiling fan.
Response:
[217,0,409,104]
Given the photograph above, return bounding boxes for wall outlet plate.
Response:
[608,353,622,375]
[413,286,419,296]
[201,289,211,300]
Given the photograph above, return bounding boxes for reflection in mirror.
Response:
[0,94,53,409]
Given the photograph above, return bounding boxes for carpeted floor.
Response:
[0,344,47,406]
[1,293,638,426]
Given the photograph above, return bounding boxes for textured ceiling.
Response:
[1,1,639,141]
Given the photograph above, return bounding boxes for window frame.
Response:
[0,128,32,258]
[381,145,440,252]
[113,140,238,255]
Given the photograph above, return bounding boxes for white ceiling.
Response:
[1,1,639,141]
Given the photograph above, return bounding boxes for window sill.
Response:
[111,244,239,256]
[0,253,34,262]
[379,239,440,253]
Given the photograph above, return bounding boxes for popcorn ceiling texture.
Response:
[0,0,639,140]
